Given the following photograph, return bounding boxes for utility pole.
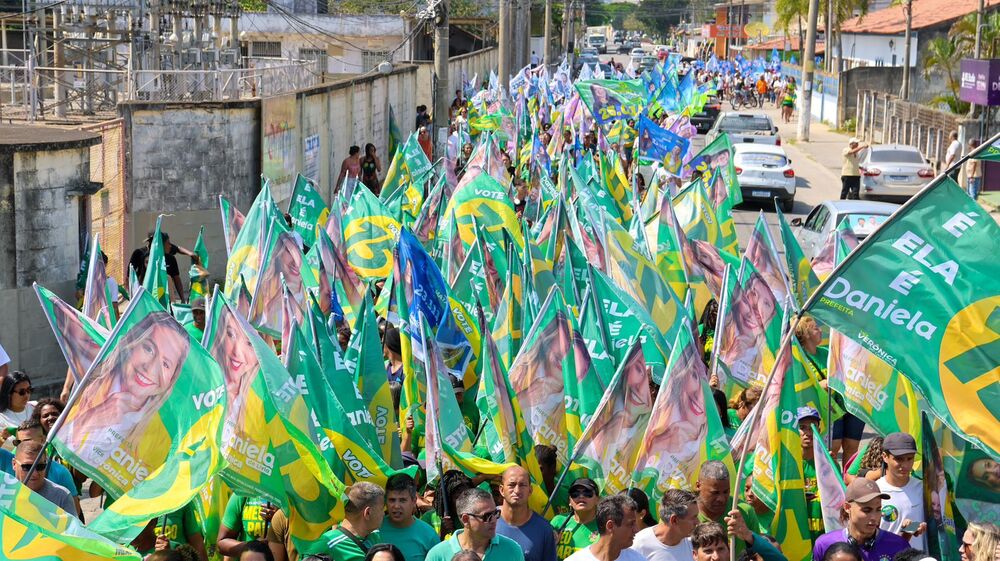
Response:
[825,0,833,72]
[974,0,984,58]
[499,0,511,84]
[433,0,449,158]
[544,0,552,65]
[797,0,821,141]
[567,0,577,67]
[900,0,911,100]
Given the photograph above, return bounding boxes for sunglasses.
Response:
[466,508,500,522]
[12,387,33,397]
[18,462,47,472]
[570,488,596,499]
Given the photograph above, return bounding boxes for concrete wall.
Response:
[0,144,94,392]
[839,65,903,125]
[120,100,261,284]
[783,64,841,125]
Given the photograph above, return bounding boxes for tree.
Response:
[921,36,969,113]
[636,0,687,32]
[950,12,1000,59]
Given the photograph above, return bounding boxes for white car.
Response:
[791,200,900,259]
[706,112,781,146]
[733,144,796,211]
[859,144,933,201]
[629,48,646,67]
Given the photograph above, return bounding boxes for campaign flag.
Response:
[188,226,210,303]
[343,182,402,280]
[921,413,959,561]
[439,172,523,251]
[346,293,403,469]
[249,219,304,337]
[812,424,846,532]
[632,321,732,502]
[0,472,141,560]
[288,174,330,248]
[673,179,726,252]
[316,228,364,326]
[219,196,246,258]
[598,150,635,222]
[381,133,432,226]
[388,104,402,159]
[508,288,573,465]
[572,340,652,494]
[636,115,690,176]
[562,300,611,446]
[744,212,792,306]
[715,263,784,389]
[82,235,116,329]
[224,180,285,299]
[50,288,226,541]
[827,330,920,437]
[143,215,170,309]
[749,345,813,561]
[803,176,1000,459]
[574,79,647,124]
[776,204,821,307]
[34,284,109,384]
[971,135,1000,162]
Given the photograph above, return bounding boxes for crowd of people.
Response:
[0,42,997,561]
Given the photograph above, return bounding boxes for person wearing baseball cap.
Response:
[551,478,600,560]
[812,479,910,561]
[841,137,867,200]
[796,406,825,541]
[183,297,207,341]
[877,432,928,551]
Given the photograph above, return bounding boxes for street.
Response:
[603,49,847,253]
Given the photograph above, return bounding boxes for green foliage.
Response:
[328,0,487,16]
[636,0,686,32]
[586,1,636,28]
[240,0,266,12]
[950,12,1000,59]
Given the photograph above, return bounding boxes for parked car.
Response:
[733,143,796,211]
[791,200,900,259]
[858,144,934,201]
[689,95,722,133]
[705,112,780,146]
[640,56,658,72]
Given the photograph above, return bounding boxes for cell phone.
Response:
[901,520,922,533]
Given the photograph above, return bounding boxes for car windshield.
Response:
[738,152,787,167]
[869,149,924,164]
[720,115,773,132]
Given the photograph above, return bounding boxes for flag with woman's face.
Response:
[35,284,110,383]
[48,288,226,542]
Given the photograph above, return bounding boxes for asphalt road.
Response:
[602,49,845,255]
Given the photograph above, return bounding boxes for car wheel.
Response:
[781,198,794,212]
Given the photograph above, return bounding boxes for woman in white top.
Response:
[0,370,35,431]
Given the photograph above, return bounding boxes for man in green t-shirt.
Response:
[154,501,208,561]
[321,481,385,561]
[424,487,525,561]
[797,406,826,542]
[217,495,277,559]
[696,461,762,558]
[550,478,600,560]
[379,474,440,561]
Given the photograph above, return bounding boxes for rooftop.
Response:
[745,36,825,54]
[840,0,1000,34]
[0,126,102,152]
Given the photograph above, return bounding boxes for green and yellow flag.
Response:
[803,175,1000,459]
[224,180,284,299]
[35,284,109,384]
[343,182,401,280]
[440,172,523,251]
[381,133,432,226]
[288,174,330,248]
[51,288,226,542]
[82,234,117,329]
[776,204,821,307]
[189,226,210,301]
[0,472,141,560]
[143,215,171,309]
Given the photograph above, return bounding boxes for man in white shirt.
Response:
[877,432,927,550]
[944,131,961,171]
[566,495,645,561]
[629,489,698,561]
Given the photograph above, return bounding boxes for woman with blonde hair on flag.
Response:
[961,521,1000,561]
[61,311,189,466]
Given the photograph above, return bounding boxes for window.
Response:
[720,115,773,132]
[804,205,830,233]
[249,41,282,58]
[361,49,390,72]
[299,48,327,71]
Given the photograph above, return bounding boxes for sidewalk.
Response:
[759,104,851,181]
[979,191,1000,224]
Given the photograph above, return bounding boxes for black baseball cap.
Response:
[883,432,918,456]
[569,478,598,494]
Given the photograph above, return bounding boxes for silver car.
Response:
[792,200,900,260]
[733,144,796,211]
[706,112,781,146]
[859,144,933,201]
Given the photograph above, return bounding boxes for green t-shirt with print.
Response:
[221,495,270,541]
[154,502,201,549]
[550,514,598,560]
[322,527,382,561]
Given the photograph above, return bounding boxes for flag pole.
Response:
[727,314,801,561]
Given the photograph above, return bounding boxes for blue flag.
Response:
[636,115,691,176]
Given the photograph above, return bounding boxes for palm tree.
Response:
[776,0,809,60]
[950,11,1000,58]
[921,36,969,113]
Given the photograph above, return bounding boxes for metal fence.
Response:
[0,59,319,119]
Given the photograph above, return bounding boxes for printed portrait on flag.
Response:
[208,303,259,433]
[57,307,105,382]
[642,341,706,461]
[719,272,778,386]
[62,312,189,467]
[637,115,690,176]
[251,230,305,334]
[589,84,624,122]
[585,348,651,455]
